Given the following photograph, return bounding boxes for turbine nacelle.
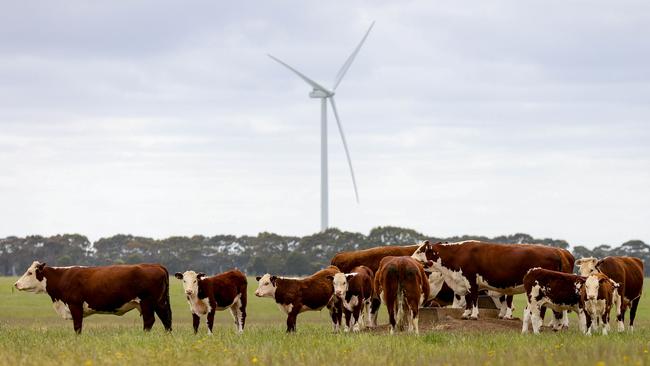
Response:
[309,89,333,98]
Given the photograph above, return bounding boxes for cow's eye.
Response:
[27,272,32,275]
[193,280,197,283]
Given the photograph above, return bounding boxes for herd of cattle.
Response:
[13,240,644,336]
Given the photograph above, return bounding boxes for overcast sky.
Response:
[1,1,649,247]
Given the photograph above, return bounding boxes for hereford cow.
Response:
[328,265,374,332]
[576,256,644,331]
[521,268,586,334]
[174,270,247,334]
[255,266,342,332]
[580,272,619,335]
[412,240,572,321]
[331,244,454,326]
[374,256,430,334]
[14,261,172,334]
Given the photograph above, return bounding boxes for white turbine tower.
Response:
[269,22,374,232]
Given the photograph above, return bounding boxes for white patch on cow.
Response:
[470,304,479,320]
[618,320,625,332]
[14,262,47,294]
[584,275,600,301]
[343,295,359,312]
[430,258,470,296]
[521,305,531,333]
[53,300,72,320]
[504,306,513,319]
[278,303,294,314]
[254,274,276,298]
[427,272,445,300]
[575,257,599,276]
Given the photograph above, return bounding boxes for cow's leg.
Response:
[561,310,570,329]
[206,309,215,336]
[504,295,514,320]
[407,294,420,334]
[352,305,362,332]
[69,303,84,334]
[229,301,244,333]
[369,297,381,328]
[192,313,200,334]
[521,303,531,334]
[327,297,342,332]
[551,311,563,331]
[540,306,551,327]
[585,312,593,336]
[453,294,466,309]
[629,297,640,332]
[468,283,479,320]
[461,294,472,319]
[154,300,173,332]
[578,309,587,333]
[602,309,609,335]
[286,306,299,333]
[343,309,352,332]
[493,294,506,318]
[531,305,543,334]
[140,300,156,331]
[238,292,247,332]
[385,294,397,335]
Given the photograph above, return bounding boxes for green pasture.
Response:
[1,276,649,366]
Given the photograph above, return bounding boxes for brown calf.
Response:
[580,272,619,335]
[374,256,430,334]
[175,269,247,334]
[329,265,374,332]
[576,256,644,331]
[521,268,586,334]
[255,265,342,332]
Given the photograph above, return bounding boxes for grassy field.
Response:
[1,276,649,366]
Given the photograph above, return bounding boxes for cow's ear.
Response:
[36,262,46,270]
[197,273,206,280]
[270,276,278,286]
[174,272,183,280]
[326,275,334,281]
[423,240,430,245]
[255,276,262,281]
[345,273,358,281]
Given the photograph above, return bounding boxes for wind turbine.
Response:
[269,22,374,232]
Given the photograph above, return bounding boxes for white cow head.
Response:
[255,274,278,298]
[411,240,437,270]
[14,261,48,293]
[575,257,599,276]
[174,271,206,297]
[329,272,356,298]
[584,274,601,301]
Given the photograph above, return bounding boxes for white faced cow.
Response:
[175,269,247,334]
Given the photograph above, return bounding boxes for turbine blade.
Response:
[268,54,332,94]
[329,97,360,203]
[332,21,375,91]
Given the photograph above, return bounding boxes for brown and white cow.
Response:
[329,265,374,332]
[374,256,430,335]
[576,256,644,332]
[580,272,619,336]
[332,244,454,326]
[14,261,172,334]
[255,265,342,332]
[174,269,247,334]
[412,240,572,321]
[521,268,587,334]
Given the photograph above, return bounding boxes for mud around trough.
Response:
[366,316,523,334]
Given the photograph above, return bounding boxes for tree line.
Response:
[1,227,648,276]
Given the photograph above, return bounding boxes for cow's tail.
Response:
[396,280,406,331]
